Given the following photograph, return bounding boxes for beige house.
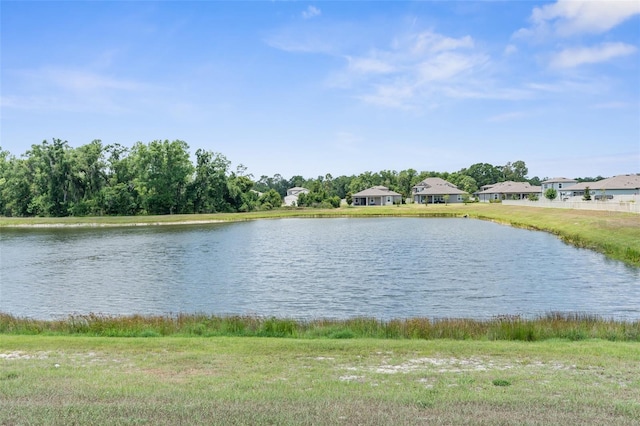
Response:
[412,177,467,204]
[352,186,402,206]
[477,181,542,202]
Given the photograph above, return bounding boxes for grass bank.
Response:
[2,336,639,425]
[2,312,639,341]
[1,204,639,266]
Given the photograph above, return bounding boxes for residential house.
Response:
[541,177,577,199]
[477,181,542,202]
[563,174,640,200]
[284,187,309,206]
[352,186,402,206]
[412,177,467,204]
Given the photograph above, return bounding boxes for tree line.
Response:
[0,138,583,217]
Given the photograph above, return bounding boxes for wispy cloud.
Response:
[549,42,637,68]
[302,6,321,20]
[346,55,396,74]
[3,67,151,113]
[487,111,528,123]
[591,101,632,110]
[337,30,490,108]
[41,68,146,92]
[516,0,640,38]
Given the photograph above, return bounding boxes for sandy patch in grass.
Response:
[0,351,50,360]
[336,355,577,378]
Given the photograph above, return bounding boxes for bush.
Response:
[544,188,558,201]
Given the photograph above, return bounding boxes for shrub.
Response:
[544,188,558,201]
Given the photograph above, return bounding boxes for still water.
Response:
[1,218,638,320]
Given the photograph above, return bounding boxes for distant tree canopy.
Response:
[0,139,274,217]
[0,139,543,217]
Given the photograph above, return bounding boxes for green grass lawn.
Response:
[2,336,639,425]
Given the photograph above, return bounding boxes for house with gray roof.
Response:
[564,174,640,200]
[541,177,578,200]
[541,177,577,190]
[412,177,467,204]
[352,186,402,206]
[477,181,542,202]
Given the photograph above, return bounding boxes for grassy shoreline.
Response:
[2,204,639,266]
[2,312,639,341]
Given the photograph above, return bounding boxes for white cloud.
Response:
[341,30,490,108]
[519,0,640,38]
[416,52,485,83]
[549,42,637,68]
[404,32,474,54]
[3,67,151,114]
[358,83,417,109]
[487,111,528,123]
[302,6,321,20]
[43,68,145,92]
[346,55,396,74]
[503,44,518,56]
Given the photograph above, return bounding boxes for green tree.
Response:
[0,151,35,216]
[258,189,283,210]
[68,140,107,216]
[460,163,503,188]
[544,188,558,201]
[398,168,418,199]
[345,192,353,206]
[583,186,591,201]
[25,139,73,216]
[189,149,231,213]
[449,173,478,194]
[226,174,257,212]
[101,144,139,215]
[501,160,528,182]
[130,140,194,214]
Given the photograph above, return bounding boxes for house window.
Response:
[559,183,562,188]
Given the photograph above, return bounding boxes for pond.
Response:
[1,218,638,320]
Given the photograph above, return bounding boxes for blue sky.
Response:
[2,1,639,180]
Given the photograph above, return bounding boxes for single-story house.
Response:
[352,186,402,206]
[412,177,467,204]
[284,187,309,206]
[563,174,640,199]
[477,181,542,202]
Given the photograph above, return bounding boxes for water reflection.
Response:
[1,218,638,320]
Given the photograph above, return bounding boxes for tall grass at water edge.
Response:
[1,312,638,341]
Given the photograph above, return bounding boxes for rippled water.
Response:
[1,218,638,320]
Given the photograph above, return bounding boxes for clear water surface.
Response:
[1,218,638,320]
